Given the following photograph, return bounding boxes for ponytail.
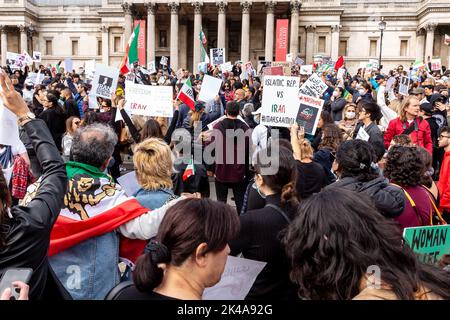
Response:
[133,240,171,292]
[281,181,298,206]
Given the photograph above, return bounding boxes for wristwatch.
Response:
[17,112,36,126]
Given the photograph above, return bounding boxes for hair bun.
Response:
[144,240,171,264]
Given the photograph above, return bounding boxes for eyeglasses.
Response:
[439,134,450,139]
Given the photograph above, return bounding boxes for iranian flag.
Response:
[177,77,195,110]
[119,24,141,74]
[182,158,195,182]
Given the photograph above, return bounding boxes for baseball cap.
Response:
[429,93,447,106]
[419,102,433,116]
[375,75,385,81]
[411,87,425,95]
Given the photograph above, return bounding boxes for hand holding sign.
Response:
[0,70,29,118]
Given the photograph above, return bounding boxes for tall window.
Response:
[45,39,52,55]
[369,40,378,57]
[114,36,121,52]
[400,39,408,56]
[159,30,167,48]
[338,40,347,56]
[318,36,326,53]
[72,40,79,56]
[97,40,102,56]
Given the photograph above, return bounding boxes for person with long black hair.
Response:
[38,92,67,151]
[283,188,450,300]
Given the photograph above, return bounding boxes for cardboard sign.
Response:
[262,66,283,76]
[399,76,410,96]
[203,256,266,300]
[160,56,168,66]
[296,94,324,135]
[32,51,41,63]
[198,75,223,103]
[210,48,226,66]
[430,59,442,72]
[125,81,173,117]
[260,75,301,128]
[300,65,313,75]
[298,73,329,98]
[403,225,450,265]
[91,64,119,99]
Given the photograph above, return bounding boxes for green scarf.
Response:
[65,161,111,181]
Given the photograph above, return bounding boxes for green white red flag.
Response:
[177,77,195,110]
[182,157,195,182]
[120,24,141,74]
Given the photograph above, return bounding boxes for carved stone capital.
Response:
[122,2,132,15]
[217,1,227,14]
[290,0,301,14]
[241,1,252,14]
[18,25,26,33]
[265,1,276,14]
[0,25,7,33]
[100,25,109,33]
[306,25,316,33]
[168,2,179,14]
[425,23,437,32]
[145,2,157,15]
[331,24,341,33]
[416,28,426,37]
[192,1,203,15]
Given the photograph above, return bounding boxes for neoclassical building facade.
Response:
[0,0,449,74]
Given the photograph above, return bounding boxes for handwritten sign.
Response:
[298,73,328,98]
[403,225,450,265]
[203,256,266,300]
[260,75,300,128]
[125,81,173,117]
[296,94,324,135]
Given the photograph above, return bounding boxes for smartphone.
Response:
[0,268,33,300]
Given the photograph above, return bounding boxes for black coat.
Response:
[0,119,69,300]
[38,108,67,151]
[65,97,80,119]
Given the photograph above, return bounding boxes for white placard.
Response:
[260,75,301,128]
[337,67,346,80]
[220,61,233,73]
[91,64,119,99]
[297,94,325,136]
[399,76,410,96]
[125,81,173,117]
[117,171,142,196]
[0,100,20,147]
[210,48,226,66]
[369,58,379,70]
[32,51,42,63]
[430,59,442,72]
[356,126,370,141]
[22,51,34,66]
[84,59,96,80]
[198,75,223,103]
[64,58,73,73]
[88,94,99,109]
[286,53,294,63]
[385,77,396,92]
[160,56,168,66]
[300,65,313,75]
[298,73,328,98]
[147,61,156,74]
[203,256,267,300]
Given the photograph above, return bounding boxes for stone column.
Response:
[305,25,315,64]
[179,22,188,69]
[19,25,27,53]
[122,2,133,43]
[0,25,7,66]
[425,23,437,62]
[169,2,179,70]
[101,25,109,65]
[289,0,300,56]
[331,24,340,60]
[416,28,425,61]
[217,1,227,54]
[240,1,251,62]
[146,2,157,64]
[193,1,203,71]
[264,1,275,61]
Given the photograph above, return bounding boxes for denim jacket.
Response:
[134,188,175,210]
[49,231,120,300]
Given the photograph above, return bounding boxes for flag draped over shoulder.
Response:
[177,77,195,110]
[119,24,141,74]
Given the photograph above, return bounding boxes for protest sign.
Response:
[300,65,313,75]
[126,72,136,82]
[117,171,141,196]
[271,61,292,68]
[298,73,328,98]
[160,56,168,66]
[399,76,410,96]
[286,53,294,63]
[125,81,173,117]
[147,61,157,74]
[355,126,370,141]
[198,62,208,74]
[0,100,20,147]
[22,51,34,66]
[260,75,300,128]
[84,59,96,80]
[430,59,442,72]
[198,75,222,103]
[64,58,73,73]
[210,48,226,66]
[369,58,379,70]
[313,54,324,65]
[337,67,346,80]
[91,64,119,99]
[296,94,324,135]
[385,77,396,92]
[88,94,99,109]
[220,61,233,73]
[275,19,289,61]
[6,52,19,69]
[403,225,450,265]
[294,57,304,66]
[203,256,266,300]
[32,51,42,63]
[262,66,283,76]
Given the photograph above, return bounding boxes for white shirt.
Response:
[251,124,268,165]
[0,140,26,157]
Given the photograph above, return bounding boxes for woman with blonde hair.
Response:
[132,138,178,210]
[61,116,81,161]
[338,103,359,140]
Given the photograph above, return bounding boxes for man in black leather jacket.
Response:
[0,72,69,300]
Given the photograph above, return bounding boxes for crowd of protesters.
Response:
[0,55,450,301]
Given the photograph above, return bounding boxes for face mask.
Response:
[358,89,365,96]
[252,181,266,199]
[346,111,356,119]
